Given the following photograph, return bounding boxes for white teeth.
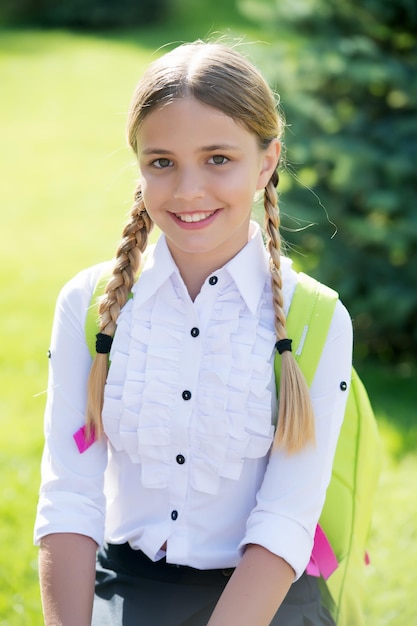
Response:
[177,211,215,223]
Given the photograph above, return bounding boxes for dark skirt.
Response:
[92,543,335,626]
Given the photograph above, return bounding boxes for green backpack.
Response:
[276,272,381,625]
[84,264,381,626]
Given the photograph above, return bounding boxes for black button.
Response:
[340,381,347,391]
[176,454,185,465]
[190,327,200,337]
[182,390,192,401]
[208,276,218,285]
[47,349,51,359]
[171,510,178,521]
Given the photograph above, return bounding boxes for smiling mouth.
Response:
[175,210,217,223]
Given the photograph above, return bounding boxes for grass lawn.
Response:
[1,10,416,625]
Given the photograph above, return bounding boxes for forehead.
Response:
[137,97,257,151]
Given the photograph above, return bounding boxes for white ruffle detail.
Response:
[102,250,295,496]
[102,279,184,489]
[190,274,276,494]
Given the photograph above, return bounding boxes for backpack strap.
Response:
[273,273,340,581]
[85,261,114,359]
[274,272,338,387]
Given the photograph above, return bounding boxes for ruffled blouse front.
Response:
[102,228,292,496]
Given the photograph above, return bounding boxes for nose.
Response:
[173,167,205,201]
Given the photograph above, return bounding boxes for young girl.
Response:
[35,41,352,626]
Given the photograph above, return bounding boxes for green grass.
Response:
[1,9,416,624]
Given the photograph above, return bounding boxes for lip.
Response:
[171,209,220,229]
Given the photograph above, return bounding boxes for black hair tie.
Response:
[275,338,292,354]
[96,333,113,354]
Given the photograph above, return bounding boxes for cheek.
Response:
[229,173,259,204]
[214,167,256,196]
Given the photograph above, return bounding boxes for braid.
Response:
[264,172,286,340]
[86,183,153,437]
[264,172,315,453]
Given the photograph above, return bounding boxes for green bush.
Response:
[249,0,417,361]
[0,0,170,28]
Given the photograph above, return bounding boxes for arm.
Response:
[208,544,294,626]
[39,533,97,626]
[34,268,109,622]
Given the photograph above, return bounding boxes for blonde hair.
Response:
[87,41,315,452]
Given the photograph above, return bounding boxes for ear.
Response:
[256,139,281,190]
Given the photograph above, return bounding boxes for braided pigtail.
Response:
[264,171,315,453]
[86,183,153,438]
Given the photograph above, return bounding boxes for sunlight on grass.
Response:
[365,451,417,625]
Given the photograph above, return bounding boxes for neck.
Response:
[174,251,222,301]
[166,243,231,301]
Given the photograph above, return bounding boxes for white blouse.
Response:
[34,222,353,580]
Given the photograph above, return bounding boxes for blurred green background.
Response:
[1,0,416,623]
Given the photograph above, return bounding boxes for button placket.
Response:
[168,301,203,530]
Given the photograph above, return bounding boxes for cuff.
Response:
[239,512,313,581]
[34,491,105,547]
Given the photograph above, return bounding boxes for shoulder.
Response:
[331,298,353,342]
[285,266,353,340]
[58,261,112,301]
[55,261,113,326]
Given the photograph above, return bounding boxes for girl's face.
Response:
[136,97,280,270]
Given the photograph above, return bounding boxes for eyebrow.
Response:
[141,148,173,155]
[141,144,241,155]
[200,144,240,152]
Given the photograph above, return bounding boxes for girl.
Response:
[35,41,352,626]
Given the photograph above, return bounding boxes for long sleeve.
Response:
[240,299,353,579]
[34,265,109,546]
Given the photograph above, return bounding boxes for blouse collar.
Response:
[131,221,286,315]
